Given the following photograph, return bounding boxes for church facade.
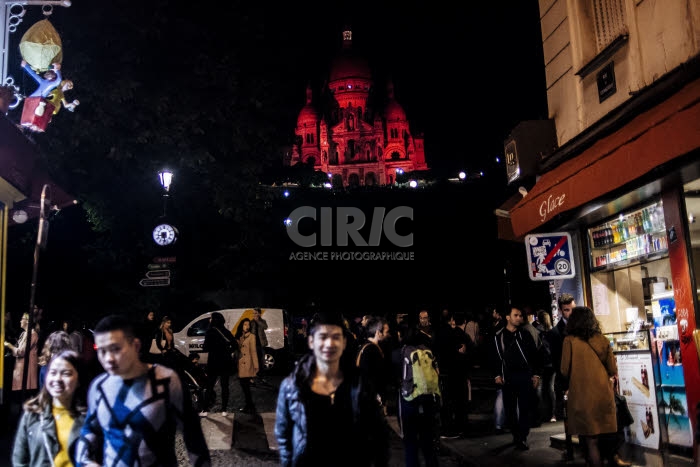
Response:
[287,28,428,188]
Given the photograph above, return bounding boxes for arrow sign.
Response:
[147,263,169,270]
[140,278,170,287]
[153,256,177,264]
[146,270,171,279]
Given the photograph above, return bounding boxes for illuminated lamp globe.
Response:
[12,209,28,224]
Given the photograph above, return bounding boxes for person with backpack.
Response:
[394,310,442,467]
[490,306,542,451]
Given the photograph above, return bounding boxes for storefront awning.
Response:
[0,115,75,221]
[509,77,700,238]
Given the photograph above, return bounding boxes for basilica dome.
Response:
[384,99,407,121]
[329,51,372,82]
[329,28,372,82]
[297,85,318,126]
[297,104,318,126]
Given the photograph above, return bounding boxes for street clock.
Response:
[152,223,178,246]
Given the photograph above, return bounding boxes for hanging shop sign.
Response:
[525,232,576,281]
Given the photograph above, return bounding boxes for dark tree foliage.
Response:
[7,0,296,325]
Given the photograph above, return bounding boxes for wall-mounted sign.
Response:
[525,232,576,281]
[597,61,617,103]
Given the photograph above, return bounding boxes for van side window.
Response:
[187,318,210,337]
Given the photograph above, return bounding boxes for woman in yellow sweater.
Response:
[12,350,86,467]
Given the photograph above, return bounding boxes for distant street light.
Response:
[458,171,466,180]
[409,180,418,188]
[158,169,173,217]
[158,169,173,191]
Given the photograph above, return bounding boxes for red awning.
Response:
[0,116,76,222]
[509,77,700,238]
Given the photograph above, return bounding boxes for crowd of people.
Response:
[2,300,632,466]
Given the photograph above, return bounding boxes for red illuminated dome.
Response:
[297,84,318,126]
[329,28,372,82]
[384,80,406,121]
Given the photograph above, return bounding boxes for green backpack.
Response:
[400,345,441,401]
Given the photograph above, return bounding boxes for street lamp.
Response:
[158,169,173,192]
[22,183,50,398]
[158,169,173,217]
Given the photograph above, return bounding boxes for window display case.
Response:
[588,201,668,272]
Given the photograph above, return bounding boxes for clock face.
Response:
[152,224,177,246]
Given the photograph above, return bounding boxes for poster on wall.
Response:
[652,335,694,447]
[615,351,660,449]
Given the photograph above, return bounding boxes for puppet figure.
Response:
[47,79,79,115]
[20,61,64,131]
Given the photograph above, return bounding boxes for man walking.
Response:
[357,316,390,411]
[250,307,268,377]
[275,311,389,467]
[491,306,541,451]
[76,314,210,466]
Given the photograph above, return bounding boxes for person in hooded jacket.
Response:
[202,312,238,415]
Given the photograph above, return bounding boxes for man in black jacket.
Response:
[491,306,541,451]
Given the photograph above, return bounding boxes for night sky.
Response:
[5,1,551,322]
[7,1,548,173]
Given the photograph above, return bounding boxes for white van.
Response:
[173,308,289,371]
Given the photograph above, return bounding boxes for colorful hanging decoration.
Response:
[18,19,78,132]
[19,19,63,72]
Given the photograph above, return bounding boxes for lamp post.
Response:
[21,183,50,398]
[158,169,173,217]
[1,1,71,107]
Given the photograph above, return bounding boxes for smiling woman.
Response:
[12,350,87,467]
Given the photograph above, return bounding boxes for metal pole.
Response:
[21,183,48,398]
[0,204,7,405]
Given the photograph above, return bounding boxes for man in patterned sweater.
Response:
[76,314,210,466]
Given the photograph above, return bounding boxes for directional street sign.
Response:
[147,263,169,270]
[153,256,177,264]
[146,269,171,279]
[140,278,170,287]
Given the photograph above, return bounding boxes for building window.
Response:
[391,151,401,161]
[592,0,626,52]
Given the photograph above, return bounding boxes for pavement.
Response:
[2,371,697,467]
[436,414,696,467]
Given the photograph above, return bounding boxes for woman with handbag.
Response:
[203,312,238,415]
[561,306,619,467]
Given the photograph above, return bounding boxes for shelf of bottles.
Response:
[589,201,668,271]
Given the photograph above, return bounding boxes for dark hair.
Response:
[94,314,135,339]
[23,350,86,417]
[453,312,466,327]
[235,318,251,339]
[210,312,225,327]
[566,306,601,340]
[558,293,575,310]
[366,316,387,337]
[309,311,347,336]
